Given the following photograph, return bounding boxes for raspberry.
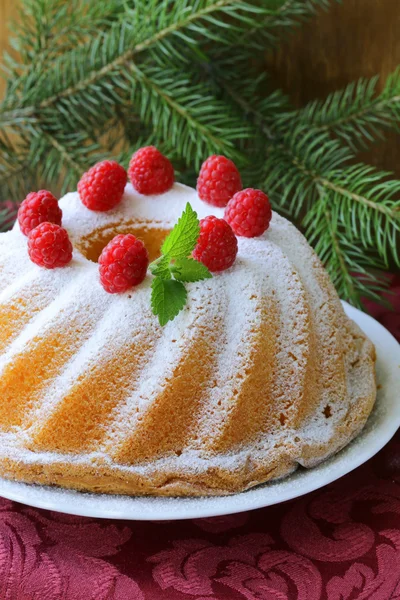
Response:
[197,155,242,207]
[18,190,62,236]
[224,188,272,237]
[193,216,238,272]
[28,223,73,269]
[128,146,174,195]
[78,160,127,212]
[99,234,149,293]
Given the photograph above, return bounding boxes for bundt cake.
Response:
[0,171,376,496]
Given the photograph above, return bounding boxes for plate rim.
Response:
[0,301,399,520]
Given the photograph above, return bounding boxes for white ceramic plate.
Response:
[0,301,399,520]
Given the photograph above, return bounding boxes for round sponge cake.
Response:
[0,182,375,496]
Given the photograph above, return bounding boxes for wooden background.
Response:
[0,0,399,174]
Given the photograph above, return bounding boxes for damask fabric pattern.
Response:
[0,276,399,600]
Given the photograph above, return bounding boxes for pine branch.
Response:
[0,1,276,119]
[285,69,400,150]
[26,127,106,195]
[304,195,391,307]
[263,129,351,211]
[0,133,36,201]
[129,61,251,168]
[0,0,399,311]
[1,0,335,126]
[6,0,124,70]
[187,68,400,290]
[242,0,332,43]
[0,160,33,201]
[0,205,17,232]
[261,128,400,298]
[315,164,400,266]
[208,0,334,57]
[219,79,286,140]
[1,0,124,114]
[319,208,360,305]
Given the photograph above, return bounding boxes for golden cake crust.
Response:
[0,319,375,496]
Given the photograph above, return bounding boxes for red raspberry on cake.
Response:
[18,190,62,236]
[197,155,242,207]
[224,188,272,237]
[78,160,127,212]
[28,223,73,269]
[99,234,149,293]
[128,146,174,195]
[193,216,238,272]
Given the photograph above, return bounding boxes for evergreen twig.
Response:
[286,69,400,150]
[0,0,399,309]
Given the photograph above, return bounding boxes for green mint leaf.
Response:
[171,257,212,282]
[149,255,171,279]
[161,203,200,259]
[151,277,187,326]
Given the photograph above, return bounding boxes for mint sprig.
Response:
[150,203,212,326]
[161,203,200,259]
[170,257,212,282]
[149,255,171,279]
[151,279,187,327]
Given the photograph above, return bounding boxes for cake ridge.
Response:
[104,276,223,460]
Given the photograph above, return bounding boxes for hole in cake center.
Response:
[77,224,170,263]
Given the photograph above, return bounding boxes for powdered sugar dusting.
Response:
[0,181,376,495]
[59,183,219,240]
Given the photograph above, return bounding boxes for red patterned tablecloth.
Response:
[1,276,399,600]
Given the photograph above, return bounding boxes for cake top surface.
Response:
[59,182,224,235]
[6,180,335,319]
